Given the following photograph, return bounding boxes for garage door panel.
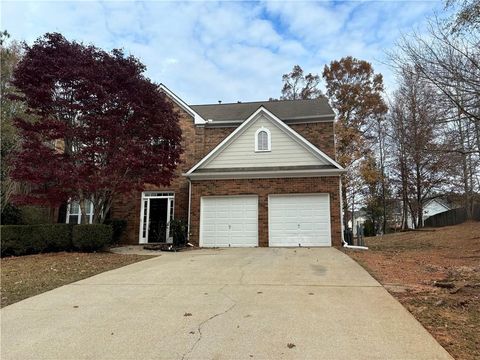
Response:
[269,194,331,247]
[201,196,258,247]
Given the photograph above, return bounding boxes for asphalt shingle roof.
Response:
[190,98,334,122]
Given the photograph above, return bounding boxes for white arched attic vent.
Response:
[255,127,271,152]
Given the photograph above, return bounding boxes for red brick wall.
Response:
[189,177,342,247]
[289,122,335,160]
[194,127,235,161]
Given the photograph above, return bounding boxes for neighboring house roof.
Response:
[185,106,344,180]
[425,198,451,211]
[190,98,334,124]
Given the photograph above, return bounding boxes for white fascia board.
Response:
[184,169,345,180]
[425,198,450,211]
[185,106,344,176]
[206,114,335,126]
[159,84,206,125]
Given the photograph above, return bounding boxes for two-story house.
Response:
[110,85,345,247]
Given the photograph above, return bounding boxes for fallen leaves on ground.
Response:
[0,252,153,308]
[344,221,480,360]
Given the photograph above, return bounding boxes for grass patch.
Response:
[1,252,154,307]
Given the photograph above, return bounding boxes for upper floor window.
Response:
[255,127,271,152]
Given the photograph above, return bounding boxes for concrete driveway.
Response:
[1,248,452,360]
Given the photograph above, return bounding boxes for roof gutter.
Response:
[184,169,346,180]
[203,115,335,127]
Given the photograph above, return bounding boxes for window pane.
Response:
[68,215,79,224]
[70,201,80,214]
[258,131,268,150]
[86,200,94,215]
[142,200,148,238]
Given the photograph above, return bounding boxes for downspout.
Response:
[339,175,368,250]
[187,177,192,245]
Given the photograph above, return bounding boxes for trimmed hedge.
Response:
[1,204,22,225]
[1,224,72,257]
[1,224,114,257]
[72,224,113,251]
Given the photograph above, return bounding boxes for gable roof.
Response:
[426,198,451,210]
[185,106,343,179]
[190,98,334,124]
[159,84,206,125]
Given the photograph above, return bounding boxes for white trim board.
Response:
[185,106,344,176]
[188,170,344,180]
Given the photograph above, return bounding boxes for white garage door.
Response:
[200,196,258,247]
[269,194,331,247]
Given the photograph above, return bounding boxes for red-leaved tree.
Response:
[11,33,182,223]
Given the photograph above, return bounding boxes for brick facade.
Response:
[189,177,342,247]
[289,122,336,160]
[111,103,340,246]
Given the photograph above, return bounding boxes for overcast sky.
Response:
[3,1,443,104]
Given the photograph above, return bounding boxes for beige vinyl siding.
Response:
[202,115,327,169]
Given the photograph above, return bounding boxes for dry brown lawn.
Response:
[1,252,154,308]
[344,221,480,360]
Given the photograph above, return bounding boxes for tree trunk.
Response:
[379,121,387,234]
[78,193,88,225]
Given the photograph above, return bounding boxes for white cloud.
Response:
[2,0,442,103]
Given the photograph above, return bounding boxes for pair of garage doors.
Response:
[200,194,331,247]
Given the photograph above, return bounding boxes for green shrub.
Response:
[1,204,22,225]
[169,218,188,247]
[104,219,127,244]
[72,224,112,252]
[20,206,52,225]
[1,224,72,257]
[40,224,73,251]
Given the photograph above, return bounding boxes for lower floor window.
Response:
[66,200,94,224]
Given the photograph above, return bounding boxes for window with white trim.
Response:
[255,127,271,152]
[66,200,94,224]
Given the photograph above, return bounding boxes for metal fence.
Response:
[424,205,480,227]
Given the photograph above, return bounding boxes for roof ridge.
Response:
[190,97,327,107]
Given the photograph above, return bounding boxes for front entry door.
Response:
[148,198,168,243]
[139,192,174,244]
